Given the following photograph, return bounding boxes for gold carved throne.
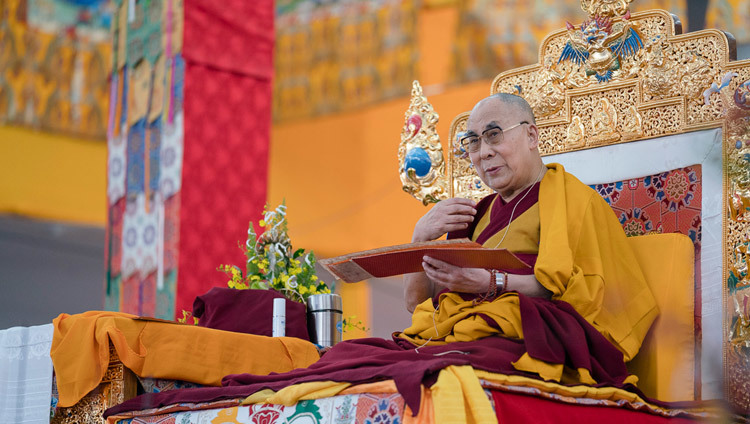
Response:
[398,0,750,410]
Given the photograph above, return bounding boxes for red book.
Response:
[319,239,530,283]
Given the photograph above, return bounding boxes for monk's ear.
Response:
[526,123,540,150]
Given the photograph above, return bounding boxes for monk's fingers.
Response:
[444,213,475,224]
[425,210,474,226]
[440,197,477,208]
[435,202,476,218]
[422,262,444,283]
[442,223,469,232]
[427,216,471,234]
[422,256,457,270]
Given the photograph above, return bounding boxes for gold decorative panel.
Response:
[51,343,138,424]
[398,0,750,412]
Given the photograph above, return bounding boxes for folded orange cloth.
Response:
[51,311,319,408]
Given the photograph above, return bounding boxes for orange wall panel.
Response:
[268,79,490,259]
[0,125,106,226]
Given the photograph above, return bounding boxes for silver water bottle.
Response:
[306,293,343,348]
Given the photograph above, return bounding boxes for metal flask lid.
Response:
[307,293,342,313]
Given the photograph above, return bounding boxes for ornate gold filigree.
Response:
[621,105,643,140]
[590,98,621,145]
[565,116,586,148]
[448,113,493,201]
[51,393,106,424]
[679,52,713,104]
[728,151,750,222]
[398,81,449,205]
[729,233,750,416]
[52,343,138,424]
[529,59,567,117]
[580,0,632,17]
[730,238,750,346]
[637,36,679,98]
[727,344,750,412]
[727,105,750,222]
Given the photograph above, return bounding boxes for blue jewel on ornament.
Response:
[405,147,432,177]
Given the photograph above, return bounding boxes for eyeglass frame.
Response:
[459,121,530,153]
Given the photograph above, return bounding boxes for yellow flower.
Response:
[259,219,266,227]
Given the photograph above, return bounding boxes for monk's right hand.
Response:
[412,198,477,242]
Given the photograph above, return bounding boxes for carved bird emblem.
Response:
[558,11,643,82]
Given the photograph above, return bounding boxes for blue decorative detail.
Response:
[559,42,590,65]
[738,140,744,149]
[610,28,643,58]
[405,147,432,177]
[595,69,614,82]
[61,0,107,6]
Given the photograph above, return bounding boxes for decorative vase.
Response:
[306,293,343,348]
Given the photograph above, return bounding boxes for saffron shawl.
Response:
[397,163,658,383]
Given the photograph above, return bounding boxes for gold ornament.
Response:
[398,81,449,205]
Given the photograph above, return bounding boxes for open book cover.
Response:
[319,238,530,283]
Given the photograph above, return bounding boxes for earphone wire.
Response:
[415,167,545,353]
[494,166,546,248]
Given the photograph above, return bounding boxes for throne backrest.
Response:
[398,0,750,405]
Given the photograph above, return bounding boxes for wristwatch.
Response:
[492,270,506,293]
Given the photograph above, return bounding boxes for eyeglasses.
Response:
[459,121,529,153]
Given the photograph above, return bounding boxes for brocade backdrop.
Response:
[0,0,112,138]
[105,0,273,318]
[273,0,419,122]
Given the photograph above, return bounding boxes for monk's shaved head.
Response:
[473,93,536,125]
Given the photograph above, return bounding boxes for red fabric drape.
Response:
[491,390,697,423]
[177,0,273,316]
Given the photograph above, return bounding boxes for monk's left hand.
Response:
[421,256,489,293]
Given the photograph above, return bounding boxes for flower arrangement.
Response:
[219,202,331,304]
[178,201,368,333]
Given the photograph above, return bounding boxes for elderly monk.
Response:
[399,93,658,377]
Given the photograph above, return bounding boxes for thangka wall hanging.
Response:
[450,0,690,83]
[0,0,112,138]
[273,0,419,122]
[105,0,184,319]
[706,0,750,45]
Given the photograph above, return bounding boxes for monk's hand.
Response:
[421,256,489,293]
[412,198,477,242]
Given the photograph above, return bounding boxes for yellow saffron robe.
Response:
[397,163,658,383]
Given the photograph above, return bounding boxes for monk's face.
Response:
[466,98,541,199]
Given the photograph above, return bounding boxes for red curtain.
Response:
[177,0,274,315]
